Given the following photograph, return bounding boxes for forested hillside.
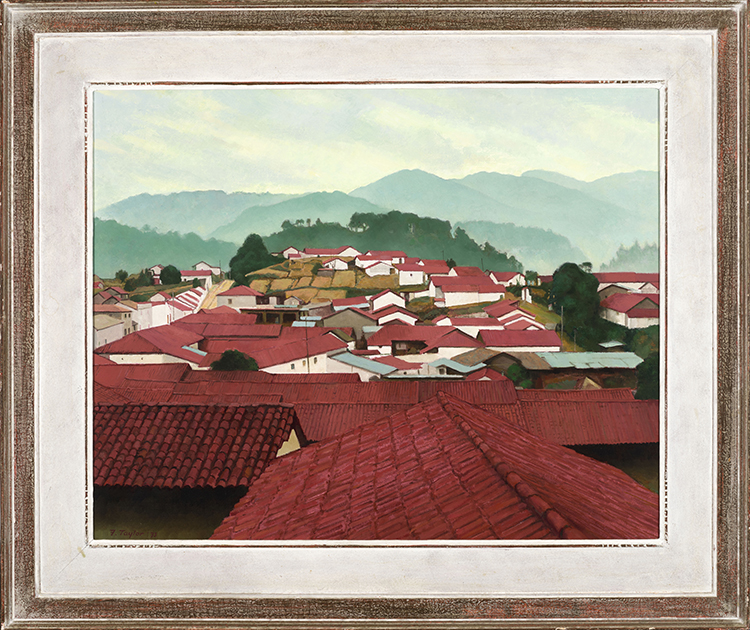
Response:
[94,218,237,278]
[263,210,523,272]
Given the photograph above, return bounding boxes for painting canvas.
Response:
[91,84,662,542]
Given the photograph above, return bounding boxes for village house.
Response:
[369,289,406,312]
[93,275,105,290]
[216,285,284,314]
[371,305,420,326]
[479,329,562,353]
[366,324,481,361]
[600,293,660,329]
[94,303,134,336]
[249,332,350,374]
[362,261,395,277]
[322,257,350,271]
[278,246,301,259]
[210,393,658,541]
[180,269,213,289]
[95,325,207,369]
[193,261,221,275]
[436,282,506,308]
[487,270,525,286]
[93,314,125,349]
[595,272,659,294]
[331,296,370,311]
[302,246,361,258]
[363,250,407,265]
[433,315,506,337]
[448,265,486,278]
[147,264,164,285]
[321,308,377,343]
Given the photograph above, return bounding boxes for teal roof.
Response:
[599,340,625,348]
[329,352,395,375]
[537,352,643,369]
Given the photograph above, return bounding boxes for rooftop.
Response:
[211,393,658,540]
[94,403,303,488]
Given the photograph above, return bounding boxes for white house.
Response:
[322,257,350,271]
[363,261,395,277]
[487,271,525,286]
[372,306,419,326]
[93,315,124,349]
[369,289,406,312]
[280,246,301,259]
[180,269,213,289]
[216,285,266,310]
[148,264,164,285]
[396,264,427,286]
[436,284,505,308]
[193,261,221,275]
[600,293,660,329]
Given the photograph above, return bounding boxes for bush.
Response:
[123,270,154,292]
[210,350,259,372]
[115,269,128,282]
[160,265,181,286]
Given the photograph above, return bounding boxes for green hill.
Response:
[94,218,238,278]
[263,210,523,272]
[211,191,390,244]
[97,190,299,239]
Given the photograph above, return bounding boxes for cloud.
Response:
[93,86,659,209]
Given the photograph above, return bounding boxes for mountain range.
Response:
[96,168,659,272]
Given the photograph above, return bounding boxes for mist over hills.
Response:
[97,190,300,239]
[210,191,390,244]
[96,168,659,273]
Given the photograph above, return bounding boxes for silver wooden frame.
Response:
[2,2,747,627]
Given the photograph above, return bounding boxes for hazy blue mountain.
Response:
[94,218,238,278]
[211,191,391,244]
[456,220,587,274]
[521,169,659,239]
[519,169,588,191]
[349,169,520,223]
[599,242,659,273]
[97,190,299,239]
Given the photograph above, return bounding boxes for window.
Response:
[228,299,232,305]
[290,363,295,370]
[313,357,318,364]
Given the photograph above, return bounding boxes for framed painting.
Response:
[2,1,747,628]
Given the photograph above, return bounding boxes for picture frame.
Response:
[2,1,747,628]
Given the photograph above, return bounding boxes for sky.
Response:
[93,86,660,210]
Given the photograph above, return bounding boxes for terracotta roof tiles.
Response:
[211,394,658,540]
[94,403,302,489]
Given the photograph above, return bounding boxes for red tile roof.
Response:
[420,329,483,352]
[94,403,302,488]
[93,354,116,365]
[465,367,507,381]
[173,309,257,326]
[395,263,426,272]
[441,317,504,327]
[331,296,371,308]
[628,308,659,319]
[94,304,129,314]
[483,299,521,318]
[305,246,356,256]
[600,293,660,314]
[479,329,562,349]
[488,271,523,282]
[219,285,265,297]
[366,250,406,257]
[211,393,658,540]
[450,266,486,276]
[503,319,543,331]
[182,269,212,276]
[371,305,419,320]
[249,333,349,369]
[108,286,128,295]
[96,325,205,363]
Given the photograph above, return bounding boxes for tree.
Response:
[525,270,539,285]
[124,269,154,292]
[579,261,593,274]
[115,269,128,282]
[446,258,457,269]
[281,220,293,230]
[229,233,280,285]
[160,264,181,285]
[547,262,601,348]
[635,352,659,399]
[210,349,259,372]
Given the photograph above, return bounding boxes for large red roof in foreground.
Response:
[212,393,658,541]
[94,403,301,488]
[93,368,658,445]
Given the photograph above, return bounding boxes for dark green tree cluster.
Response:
[210,349,259,371]
[160,265,182,286]
[635,352,659,400]
[229,234,282,285]
[547,262,604,350]
[115,269,128,282]
[123,269,154,292]
[264,210,522,272]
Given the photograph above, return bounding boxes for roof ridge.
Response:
[436,392,585,540]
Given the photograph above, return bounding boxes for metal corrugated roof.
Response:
[330,352,396,375]
[537,352,643,370]
[428,358,486,374]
